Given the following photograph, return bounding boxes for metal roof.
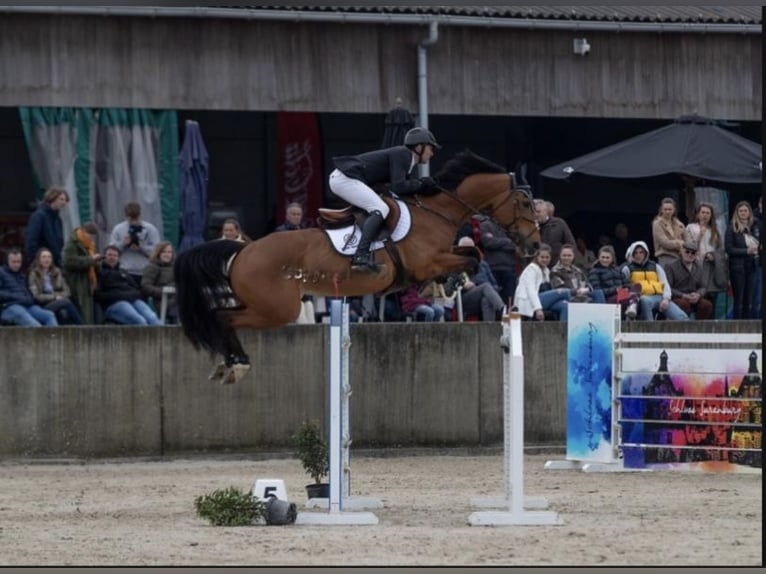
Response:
[253,6,762,24]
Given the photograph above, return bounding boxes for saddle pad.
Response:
[324,199,411,256]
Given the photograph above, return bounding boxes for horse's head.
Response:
[436,151,540,257]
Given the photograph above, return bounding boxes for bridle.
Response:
[403,173,539,245]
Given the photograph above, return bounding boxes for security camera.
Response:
[573,38,590,56]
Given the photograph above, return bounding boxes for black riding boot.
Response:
[351,211,384,272]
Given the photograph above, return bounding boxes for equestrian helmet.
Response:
[404,127,442,149]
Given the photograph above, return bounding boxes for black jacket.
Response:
[588,262,630,298]
[24,203,64,266]
[333,146,425,195]
[0,265,35,308]
[95,263,143,307]
[725,223,761,273]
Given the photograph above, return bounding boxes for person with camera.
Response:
[109,201,161,286]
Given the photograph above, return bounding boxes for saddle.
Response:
[318,197,400,244]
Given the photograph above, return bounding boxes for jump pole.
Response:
[296,299,379,525]
[468,312,563,526]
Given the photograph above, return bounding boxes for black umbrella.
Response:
[540,114,762,185]
[381,99,414,149]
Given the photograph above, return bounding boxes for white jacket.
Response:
[514,262,549,317]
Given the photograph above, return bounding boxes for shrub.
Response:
[194,486,266,526]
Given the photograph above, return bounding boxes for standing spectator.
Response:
[533,199,576,265]
[513,243,571,321]
[621,241,688,321]
[275,203,307,232]
[27,247,83,325]
[751,197,762,319]
[398,283,445,322]
[62,222,102,325]
[95,246,161,325]
[685,202,728,317]
[573,235,596,270]
[651,197,688,268]
[612,223,631,265]
[24,187,69,267]
[456,236,505,321]
[0,248,58,326]
[588,245,640,319]
[109,201,161,286]
[550,243,606,304]
[220,218,251,242]
[477,213,517,308]
[664,240,713,320]
[725,200,760,319]
[141,241,177,324]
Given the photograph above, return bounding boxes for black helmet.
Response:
[404,127,442,150]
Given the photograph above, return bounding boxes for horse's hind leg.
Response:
[208,310,252,384]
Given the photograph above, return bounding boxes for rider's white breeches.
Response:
[328,169,390,218]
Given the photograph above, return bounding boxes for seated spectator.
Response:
[621,241,688,321]
[27,247,83,325]
[62,222,102,325]
[220,218,251,242]
[573,235,596,270]
[109,201,161,285]
[588,245,640,319]
[141,241,177,324]
[513,243,570,321]
[0,248,58,326]
[664,240,713,320]
[456,237,505,321]
[398,284,445,322]
[550,243,606,304]
[418,280,459,321]
[95,246,161,325]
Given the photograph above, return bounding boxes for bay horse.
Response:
[175,150,540,383]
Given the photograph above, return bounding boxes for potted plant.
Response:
[291,419,330,499]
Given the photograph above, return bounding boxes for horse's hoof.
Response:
[208,362,227,382]
[221,363,251,385]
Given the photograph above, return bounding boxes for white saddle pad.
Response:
[323,200,412,256]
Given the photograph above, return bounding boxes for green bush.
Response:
[291,419,329,484]
[194,486,266,526]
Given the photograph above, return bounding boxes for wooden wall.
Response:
[0,14,760,120]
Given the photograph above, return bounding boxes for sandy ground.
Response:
[0,451,761,567]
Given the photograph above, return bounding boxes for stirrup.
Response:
[350,254,381,272]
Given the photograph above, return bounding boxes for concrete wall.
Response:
[0,320,760,458]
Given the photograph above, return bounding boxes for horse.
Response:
[175,150,540,384]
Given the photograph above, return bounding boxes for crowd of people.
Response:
[2,183,761,328]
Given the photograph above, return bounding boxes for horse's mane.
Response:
[434,149,507,192]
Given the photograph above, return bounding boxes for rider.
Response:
[328,126,442,272]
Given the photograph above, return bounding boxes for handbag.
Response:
[615,287,631,304]
[538,281,552,293]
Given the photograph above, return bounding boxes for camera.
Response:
[128,224,144,246]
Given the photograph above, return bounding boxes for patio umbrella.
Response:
[380,99,414,148]
[178,120,209,252]
[540,114,762,185]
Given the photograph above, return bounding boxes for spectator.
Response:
[220,218,251,242]
[664,239,713,320]
[27,247,83,325]
[275,203,307,232]
[534,199,575,265]
[418,280,459,321]
[398,283,445,322]
[455,236,505,321]
[477,212,517,307]
[141,241,177,324]
[0,248,58,326]
[621,241,688,321]
[573,235,596,270]
[24,187,69,267]
[550,243,606,304]
[513,243,570,321]
[62,222,102,325]
[751,197,762,319]
[95,246,161,325]
[685,202,728,317]
[651,197,688,268]
[588,245,640,320]
[612,223,631,265]
[109,201,161,285]
[725,200,760,319]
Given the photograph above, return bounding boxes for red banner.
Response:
[276,112,323,228]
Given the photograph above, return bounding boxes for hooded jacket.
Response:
[621,241,671,299]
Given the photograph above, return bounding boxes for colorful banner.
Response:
[619,347,762,472]
[276,111,323,228]
[566,303,620,462]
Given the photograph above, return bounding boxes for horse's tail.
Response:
[174,240,246,355]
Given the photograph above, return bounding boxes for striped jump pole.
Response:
[296,299,379,525]
[468,312,563,526]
